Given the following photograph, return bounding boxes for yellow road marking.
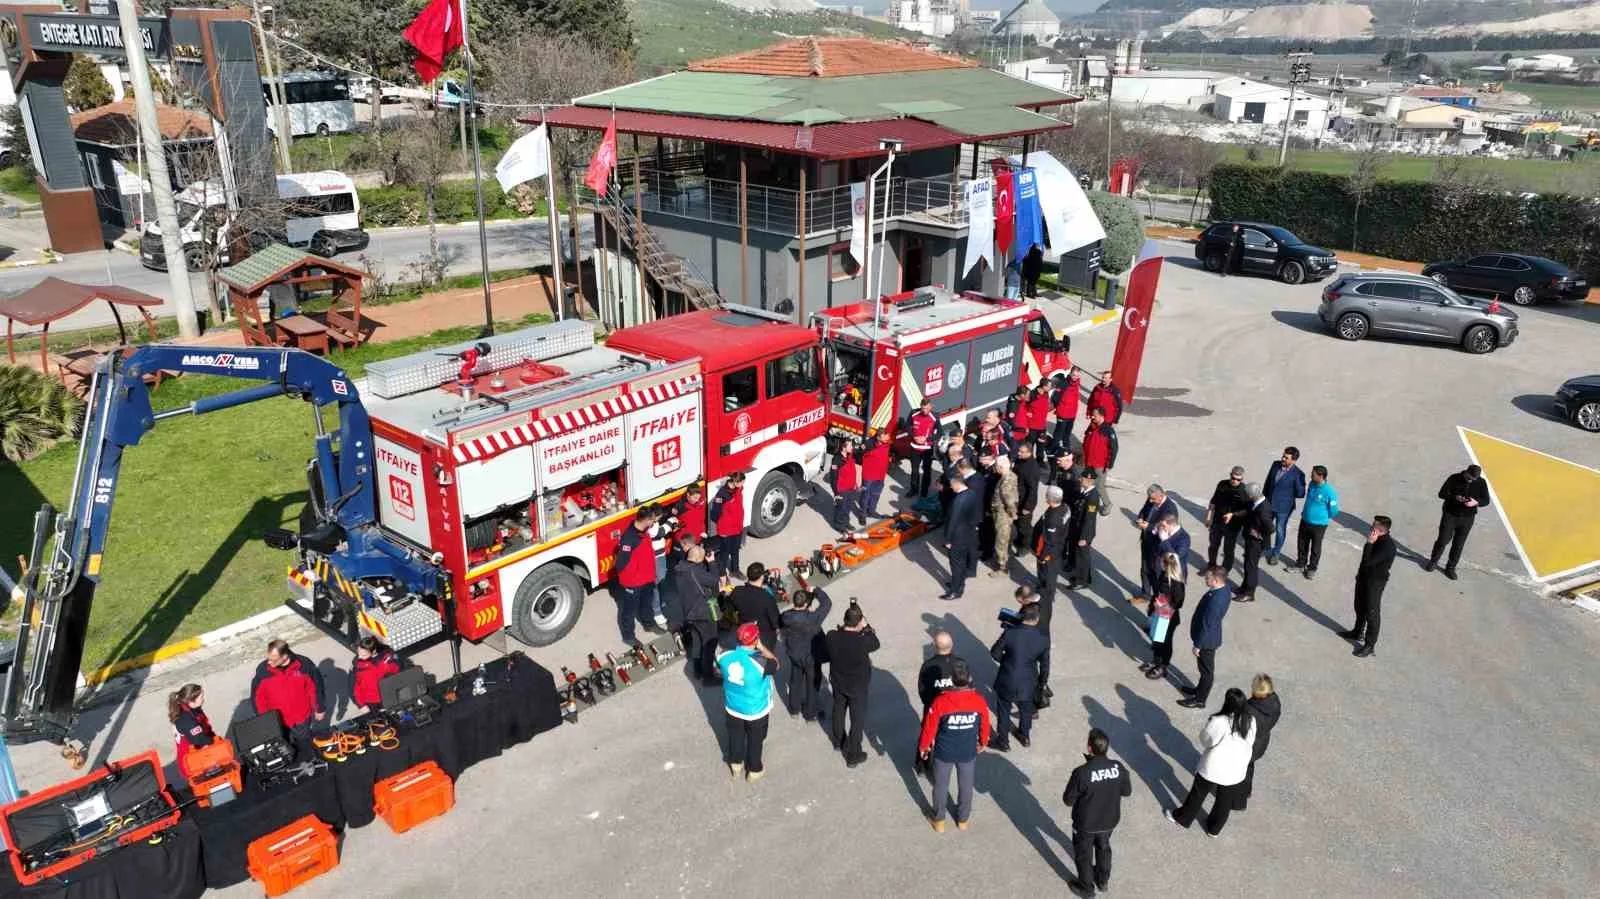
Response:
[1457,427,1600,581]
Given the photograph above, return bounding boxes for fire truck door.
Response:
[714,346,823,466]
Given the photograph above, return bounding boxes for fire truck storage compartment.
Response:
[829,341,872,421]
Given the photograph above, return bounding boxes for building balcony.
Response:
[576,157,970,238]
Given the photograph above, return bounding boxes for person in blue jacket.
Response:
[1288,465,1339,580]
[1262,446,1306,565]
[718,623,778,782]
[1178,566,1232,709]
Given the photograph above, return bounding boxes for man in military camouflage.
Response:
[990,456,1020,578]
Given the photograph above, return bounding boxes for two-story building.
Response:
[528,37,1078,327]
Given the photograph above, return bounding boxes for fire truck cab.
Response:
[606,304,830,539]
[813,287,1070,449]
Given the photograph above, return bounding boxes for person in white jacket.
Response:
[1165,687,1257,836]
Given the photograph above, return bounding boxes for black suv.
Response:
[1196,221,1339,285]
[1421,253,1589,306]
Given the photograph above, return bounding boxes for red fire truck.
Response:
[354,309,828,649]
[813,286,1071,448]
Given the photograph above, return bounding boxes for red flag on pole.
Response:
[584,116,619,196]
[1109,252,1165,404]
[403,0,464,84]
[992,168,1014,254]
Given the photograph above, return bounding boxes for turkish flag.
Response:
[403,0,464,85]
[584,117,619,197]
[1109,250,1166,404]
[993,169,1014,254]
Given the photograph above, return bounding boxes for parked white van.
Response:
[139,170,369,271]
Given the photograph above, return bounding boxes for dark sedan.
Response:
[1555,375,1600,432]
[1422,253,1589,306]
[1195,221,1339,285]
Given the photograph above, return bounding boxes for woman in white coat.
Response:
[1165,686,1257,836]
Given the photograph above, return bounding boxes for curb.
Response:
[1061,307,1122,336]
[0,251,57,269]
[80,605,297,687]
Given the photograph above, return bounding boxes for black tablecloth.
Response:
[188,651,559,888]
[0,819,204,899]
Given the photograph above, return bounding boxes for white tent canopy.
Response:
[1005,150,1106,263]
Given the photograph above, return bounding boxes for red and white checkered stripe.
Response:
[451,374,701,463]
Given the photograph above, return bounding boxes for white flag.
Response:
[849,181,867,269]
[962,177,994,277]
[494,124,551,192]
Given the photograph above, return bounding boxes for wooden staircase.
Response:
[595,195,721,311]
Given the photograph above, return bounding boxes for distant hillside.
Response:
[634,0,911,73]
[1089,0,1582,37]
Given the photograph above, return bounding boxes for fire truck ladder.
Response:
[595,190,721,313]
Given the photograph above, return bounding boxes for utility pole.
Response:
[119,0,197,337]
[1280,48,1314,167]
[252,0,292,173]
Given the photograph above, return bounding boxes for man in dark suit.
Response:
[1135,485,1179,600]
[1066,471,1101,589]
[1178,567,1232,708]
[940,471,983,599]
[989,603,1050,750]
[1033,486,1071,608]
[1205,465,1249,572]
[1342,516,1396,658]
[824,601,880,766]
[1237,483,1274,602]
[1425,465,1491,581]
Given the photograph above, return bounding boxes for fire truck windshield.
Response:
[829,343,871,419]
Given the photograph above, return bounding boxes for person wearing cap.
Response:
[1425,464,1491,580]
[1033,485,1071,607]
[1066,471,1101,589]
[1205,466,1250,573]
[860,429,892,521]
[717,623,779,781]
[823,602,880,767]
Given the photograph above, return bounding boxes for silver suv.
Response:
[1318,273,1518,354]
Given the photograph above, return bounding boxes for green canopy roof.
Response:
[217,242,347,293]
[575,68,1074,134]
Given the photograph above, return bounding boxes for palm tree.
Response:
[0,366,84,462]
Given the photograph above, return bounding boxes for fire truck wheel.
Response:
[747,470,797,538]
[509,566,586,647]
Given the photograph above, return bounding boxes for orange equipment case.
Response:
[372,760,455,833]
[247,815,339,897]
[0,750,181,886]
[178,738,243,808]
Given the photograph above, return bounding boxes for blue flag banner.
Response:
[1013,167,1043,254]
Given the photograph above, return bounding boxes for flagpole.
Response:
[541,112,566,321]
[459,0,495,336]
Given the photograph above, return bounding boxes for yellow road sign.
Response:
[1458,427,1600,581]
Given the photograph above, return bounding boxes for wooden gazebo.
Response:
[217,244,367,353]
[0,277,163,384]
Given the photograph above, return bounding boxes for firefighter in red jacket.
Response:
[1081,406,1118,515]
[709,471,747,583]
[907,399,939,498]
[1024,383,1052,455]
[860,430,891,520]
[831,438,861,531]
[674,482,708,545]
[251,639,327,732]
[350,636,401,713]
[1051,370,1082,455]
[1087,370,1124,425]
[613,504,662,646]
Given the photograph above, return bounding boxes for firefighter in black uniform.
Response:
[1066,471,1100,589]
[1033,485,1071,608]
[1063,727,1133,896]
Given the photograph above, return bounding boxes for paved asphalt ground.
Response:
[12,246,1600,897]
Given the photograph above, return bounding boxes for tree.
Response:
[1346,147,1388,252]
[391,115,459,288]
[1,105,33,177]
[64,55,114,111]
[519,0,635,61]
[1087,190,1143,275]
[281,0,416,135]
[0,366,84,462]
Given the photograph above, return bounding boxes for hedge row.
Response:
[1207,164,1600,280]
[358,180,547,228]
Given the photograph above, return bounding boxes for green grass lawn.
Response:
[1508,81,1600,112]
[633,0,908,73]
[0,166,39,204]
[1221,146,1600,194]
[0,312,550,672]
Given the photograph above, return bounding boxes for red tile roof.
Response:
[687,37,974,78]
[71,99,213,146]
[530,106,988,160]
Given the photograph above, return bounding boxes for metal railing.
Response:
[576,161,970,236]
